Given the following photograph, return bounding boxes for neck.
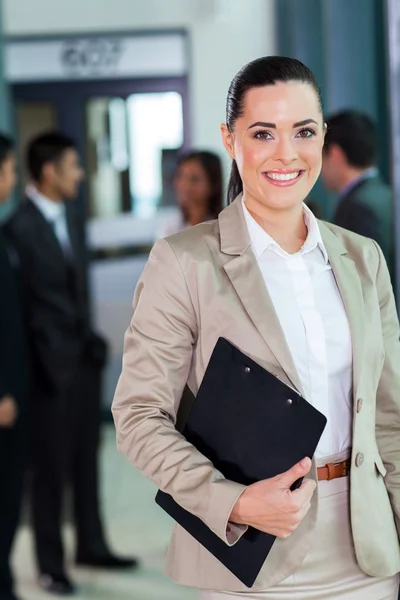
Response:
[338,167,371,194]
[244,192,307,254]
[185,205,208,227]
[34,183,63,204]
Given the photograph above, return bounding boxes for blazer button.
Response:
[244,366,251,373]
[287,398,293,405]
[355,452,364,467]
[356,398,363,413]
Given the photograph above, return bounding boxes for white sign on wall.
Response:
[5,33,187,82]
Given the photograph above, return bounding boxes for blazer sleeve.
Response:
[112,238,247,544]
[0,232,28,410]
[373,240,400,530]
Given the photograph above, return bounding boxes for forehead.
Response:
[239,82,321,125]
[178,159,206,176]
[3,151,15,164]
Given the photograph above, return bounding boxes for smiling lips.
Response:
[263,170,305,187]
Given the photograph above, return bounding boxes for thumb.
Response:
[278,457,311,488]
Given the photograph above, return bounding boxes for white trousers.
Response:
[199,469,399,599]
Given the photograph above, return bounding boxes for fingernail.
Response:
[301,457,310,468]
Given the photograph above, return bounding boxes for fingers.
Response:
[279,457,312,487]
[291,478,317,503]
[275,499,313,539]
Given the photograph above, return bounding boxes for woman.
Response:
[159,150,223,237]
[112,57,400,598]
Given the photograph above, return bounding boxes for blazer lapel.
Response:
[319,222,365,399]
[26,199,66,265]
[219,196,304,395]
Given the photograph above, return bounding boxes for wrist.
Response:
[229,486,250,525]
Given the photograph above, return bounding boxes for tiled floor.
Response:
[13,425,198,600]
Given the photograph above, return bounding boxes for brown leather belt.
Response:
[317,458,350,481]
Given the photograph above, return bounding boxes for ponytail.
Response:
[227,160,243,204]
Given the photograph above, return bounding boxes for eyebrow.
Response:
[247,119,318,130]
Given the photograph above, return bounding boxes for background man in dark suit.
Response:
[4,132,137,596]
[321,110,394,281]
[0,134,29,600]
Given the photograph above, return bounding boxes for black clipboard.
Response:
[156,337,327,587]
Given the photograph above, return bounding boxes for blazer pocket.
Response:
[375,453,387,477]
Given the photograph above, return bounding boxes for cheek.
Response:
[65,178,77,192]
[70,169,81,183]
[198,183,210,200]
[238,143,268,173]
[302,142,323,170]
[6,170,16,187]
[192,179,205,193]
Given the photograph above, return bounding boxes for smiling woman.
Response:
[113,56,400,600]
[220,58,325,255]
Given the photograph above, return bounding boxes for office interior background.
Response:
[1,0,400,598]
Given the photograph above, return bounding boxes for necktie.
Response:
[51,213,74,260]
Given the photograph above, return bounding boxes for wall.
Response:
[0,8,9,131]
[3,0,276,175]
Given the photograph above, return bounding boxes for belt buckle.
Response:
[341,459,349,477]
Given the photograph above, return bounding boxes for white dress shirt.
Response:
[27,184,73,257]
[242,200,353,459]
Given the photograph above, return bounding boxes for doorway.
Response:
[11,75,189,411]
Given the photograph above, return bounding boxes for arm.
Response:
[0,233,24,416]
[112,239,246,544]
[373,240,400,530]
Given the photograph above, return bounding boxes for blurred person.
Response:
[4,132,137,596]
[160,150,223,237]
[0,134,29,600]
[321,110,394,279]
[113,57,400,599]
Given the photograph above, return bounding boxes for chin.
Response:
[275,199,304,211]
[259,192,304,212]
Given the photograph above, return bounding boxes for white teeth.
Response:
[266,171,300,181]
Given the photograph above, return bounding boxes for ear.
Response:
[220,123,235,160]
[329,143,347,165]
[42,161,56,183]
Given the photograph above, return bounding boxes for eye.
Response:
[253,129,273,141]
[296,127,316,139]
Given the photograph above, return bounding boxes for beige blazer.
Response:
[112,196,400,592]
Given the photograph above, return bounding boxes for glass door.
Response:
[85,91,184,221]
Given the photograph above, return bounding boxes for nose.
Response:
[273,135,298,165]
[176,178,192,195]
